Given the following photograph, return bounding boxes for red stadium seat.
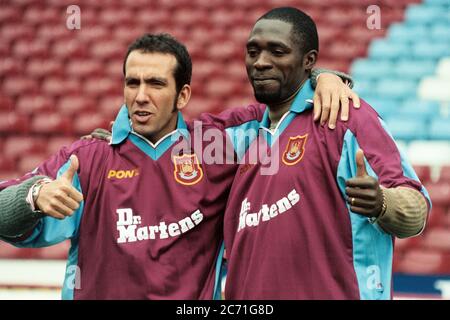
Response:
[46,137,77,155]
[26,59,63,78]
[427,205,446,229]
[2,77,38,97]
[438,166,450,184]
[83,77,121,97]
[135,9,170,29]
[38,241,70,260]
[90,40,124,61]
[397,249,444,274]
[0,95,14,111]
[23,6,60,25]
[413,165,432,184]
[99,8,134,26]
[16,95,55,115]
[76,25,109,43]
[52,39,87,59]
[66,60,102,79]
[18,153,48,174]
[173,8,208,28]
[204,78,241,99]
[394,236,421,254]
[3,136,45,159]
[422,228,450,252]
[0,7,21,24]
[0,24,34,42]
[72,112,111,135]
[0,112,30,134]
[57,96,95,115]
[31,113,73,135]
[42,77,81,97]
[0,171,21,181]
[0,155,15,171]
[0,58,22,76]
[98,95,123,118]
[425,183,450,207]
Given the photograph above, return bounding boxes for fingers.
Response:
[327,93,340,129]
[345,177,377,188]
[80,135,93,140]
[348,205,373,217]
[61,155,79,182]
[65,186,84,203]
[355,149,368,177]
[346,196,375,209]
[91,128,112,142]
[349,91,361,109]
[345,187,378,200]
[313,93,322,121]
[340,95,350,121]
[319,93,331,126]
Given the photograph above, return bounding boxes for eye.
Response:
[272,49,285,57]
[247,48,259,58]
[126,79,139,88]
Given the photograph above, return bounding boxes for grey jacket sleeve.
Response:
[310,68,354,89]
[0,176,47,238]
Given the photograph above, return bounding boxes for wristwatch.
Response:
[26,178,53,212]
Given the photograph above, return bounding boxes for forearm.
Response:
[310,68,354,89]
[0,176,46,238]
[377,187,428,238]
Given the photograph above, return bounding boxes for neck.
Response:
[267,78,307,126]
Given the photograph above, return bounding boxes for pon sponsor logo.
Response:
[107,169,139,180]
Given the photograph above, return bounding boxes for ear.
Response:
[303,49,318,72]
[176,84,191,111]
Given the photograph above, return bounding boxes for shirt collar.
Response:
[110,104,189,145]
[259,78,315,129]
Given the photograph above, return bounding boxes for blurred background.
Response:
[0,0,449,299]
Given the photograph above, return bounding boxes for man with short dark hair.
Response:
[222,7,430,300]
[0,32,359,299]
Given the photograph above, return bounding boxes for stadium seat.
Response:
[98,95,123,117]
[351,59,393,80]
[408,141,450,166]
[385,117,428,141]
[3,136,45,159]
[72,112,111,135]
[424,182,450,207]
[66,60,102,79]
[0,155,15,171]
[57,96,96,115]
[405,4,450,25]
[422,228,450,252]
[46,137,77,155]
[412,164,432,184]
[31,113,73,135]
[90,40,124,61]
[18,153,48,174]
[26,59,63,78]
[397,249,444,274]
[438,165,450,183]
[393,59,436,80]
[37,241,70,260]
[412,42,450,60]
[427,205,446,229]
[429,118,450,140]
[16,95,55,115]
[42,77,81,97]
[0,112,30,134]
[52,39,87,59]
[436,57,450,80]
[418,77,450,102]
[397,99,440,121]
[2,77,38,97]
[387,23,428,43]
[375,79,418,99]
[368,40,410,60]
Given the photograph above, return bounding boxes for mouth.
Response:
[252,78,278,86]
[132,110,154,124]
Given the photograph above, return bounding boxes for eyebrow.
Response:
[125,76,168,85]
[246,40,290,50]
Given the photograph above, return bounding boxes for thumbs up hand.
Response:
[35,155,84,220]
[345,149,384,219]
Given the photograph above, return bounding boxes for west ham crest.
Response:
[173,154,203,185]
[282,134,308,166]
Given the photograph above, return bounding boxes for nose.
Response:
[254,51,272,71]
[135,84,149,105]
